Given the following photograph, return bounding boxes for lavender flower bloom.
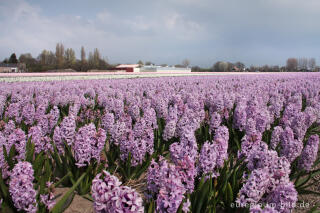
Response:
[0,95,5,119]
[163,120,177,141]
[5,102,21,123]
[298,135,319,171]
[233,103,247,131]
[37,114,49,135]
[9,162,37,213]
[256,109,271,133]
[214,125,229,143]
[291,112,307,141]
[199,141,218,177]
[59,115,76,146]
[133,118,154,154]
[265,182,297,213]
[304,106,317,127]
[147,158,165,193]
[53,126,64,154]
[119,118,153,166]
[280,127,303,163]
[74,123,106,167]
[167,104,178,122]
[236,168,271,206]
[143,107,158,129]
[245,118,257,135]
[267,156,291,194]
[128,104,140,121]
[0,132,10,179]
[246,97,259,120]
[69,103,81,117]
[91,171,144,213]
[238,133,263,159]
[101,112,115,134]
[0,132,6,161]
[7,128,27,160]
[111,186,144,213]
[246,142,276,171]
[40,192,55,210]
[209,112,221,131]
[3,120,16,136]
[214,137,229,168]
[119,131,147,167]
[147,157,188,212]
[110,121,127,145]
[182,199,191,213]
[270,126,283,149]
[92,171,122,212]
[35,101,48,122]
[170,130,198,164]
[175,155,197,193]
[28,126,52,154]
[22,102,35,125]
[47,106,60,131]
[156,180,185,213]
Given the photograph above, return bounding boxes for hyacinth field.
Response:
[0,73,320,213]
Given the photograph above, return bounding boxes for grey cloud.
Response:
[0,0,319,67]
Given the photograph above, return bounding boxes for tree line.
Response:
[192,58,318,72]
[286,58,317,72]
[2,43,112,72]
[2,48,318,73]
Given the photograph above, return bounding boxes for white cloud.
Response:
[1,0,320,66]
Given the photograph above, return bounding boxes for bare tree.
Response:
[137,60,144,66]
[182,59,190,68]
[298,58,308,71]
[308,58,316,71]
[213,61,229,72]
[88,52,94,67]
[261,65,270,72]
[234,61,245,71]
[38,50,55,65]
[286,58,298,71]
[81,46,86,63]
[39,50,49,65]
[93,48,101,68]
[64,48,76,67]
[55,43,65,68]
[19,53,34,64]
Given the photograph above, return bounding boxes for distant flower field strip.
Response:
[0,73,320,212]
[0,72,259,82]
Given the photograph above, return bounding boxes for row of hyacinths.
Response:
[0,73,320,213]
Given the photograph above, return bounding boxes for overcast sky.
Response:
[0,0,319,67]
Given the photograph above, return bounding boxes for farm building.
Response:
[0,63,19,73]
[0,63,26,73]
[113,64,191,73]
[114,64,140,72]
[140,65,191,72]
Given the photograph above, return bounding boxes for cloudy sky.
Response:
[0,0,319,67]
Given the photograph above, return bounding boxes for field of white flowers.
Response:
[0,72,257,82]
[0,73,319,213]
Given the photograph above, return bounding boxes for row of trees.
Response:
[210,61,246,72]
[2,48,318,72]
[208,58,318,73]
[286,58,317,71]
[2,43,111,72]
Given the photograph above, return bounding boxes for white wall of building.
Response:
[133,68,141,72]
[140,66,191,72]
